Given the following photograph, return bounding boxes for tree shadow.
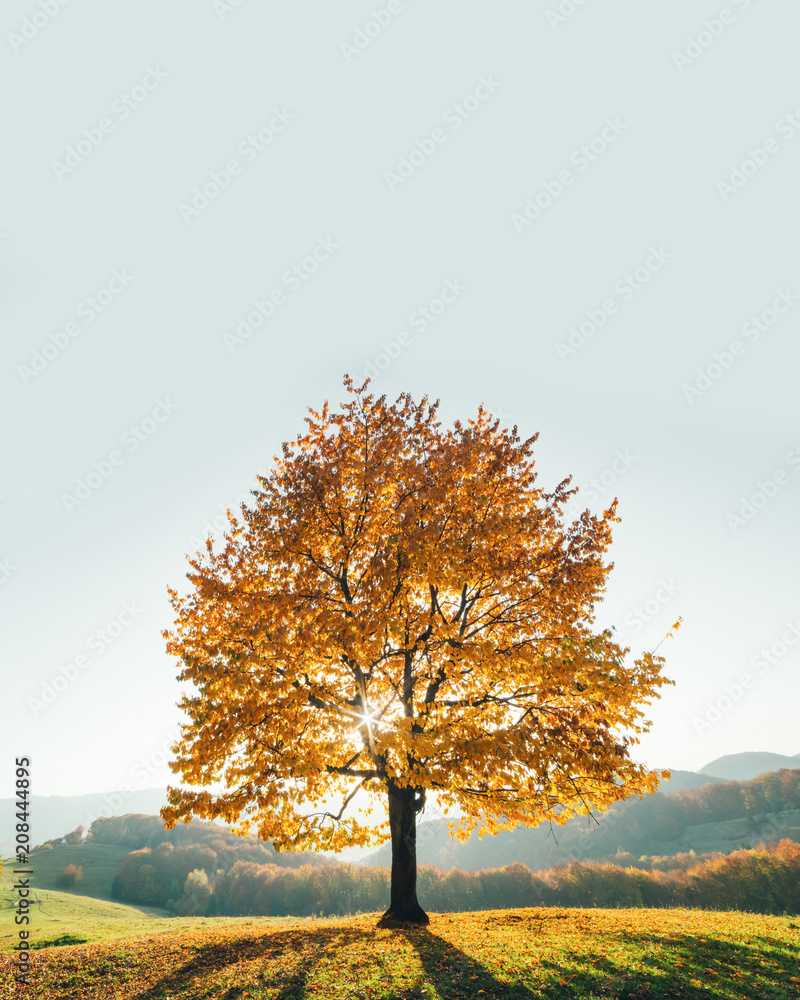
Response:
[532,925,796,999]
[122,920,529,1000]
[80,913,800,999]
[126,926,327,1000]
[393,921,537,998]
[605,927,795,996]
[399,915,797,998]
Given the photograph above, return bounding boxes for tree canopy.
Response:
[162,378,673,920]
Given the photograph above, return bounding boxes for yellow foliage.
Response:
[161,377,674,853]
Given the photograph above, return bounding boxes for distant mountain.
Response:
[656,770,724,793]
[700,752,800,781]
[0,788,168,859]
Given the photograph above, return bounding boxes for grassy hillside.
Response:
[0,858,299,956]
[360,769,800,871]
[0,850,172,950]
[1,907,797,999]
[0,886,170,954]
[0,892,292,958]
[5,843,128,902]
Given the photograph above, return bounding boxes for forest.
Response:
[107,838,800,918]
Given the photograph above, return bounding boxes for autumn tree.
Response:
[56,864,82,888]
[161,377,674,924]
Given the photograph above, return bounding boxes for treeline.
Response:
[535,839,800,914]
[112,838,800,918]
[404,768,800,872]
[103,816,333,910]
[575,767,800,861]
[633,767,800,828]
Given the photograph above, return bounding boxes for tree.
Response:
[161,377,674,924]
[56,864,82,888]
[171,869,212,916]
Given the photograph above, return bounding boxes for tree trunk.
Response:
[378,781,429,925]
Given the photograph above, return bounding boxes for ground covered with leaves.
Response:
[1,907,798,999]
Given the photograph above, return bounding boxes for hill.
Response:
[2,908,796,999]
[358,768,800,871]
[655,769,724,792]
[0,789,371,863]
[0,788,168,858]
[0,860,176,954]
[8,842,130,903]
[0,862,291,957]
[85,812,332,865]
[700,751,800,780]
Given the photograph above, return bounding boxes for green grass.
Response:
[1,880,172,951]
[1,845,171,952]
[0,864,294,956]
[2,842,128,902]
[0,906,798,999]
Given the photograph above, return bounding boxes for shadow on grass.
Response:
[394,923,537,998]
[126,927,320,999]
[117,914,796,1000]
[584,927,795,998]
[398,917,797,999]
[125,922,532,1000]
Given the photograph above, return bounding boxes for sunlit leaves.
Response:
[162,377,673,853]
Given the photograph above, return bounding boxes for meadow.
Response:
[1,902,798,999]
[2,842,128,903]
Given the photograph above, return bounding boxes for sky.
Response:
[2,0,799,827]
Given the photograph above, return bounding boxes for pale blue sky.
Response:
[2,1,799,811]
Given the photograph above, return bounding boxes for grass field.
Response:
[0,904,798,999]
[0,855,300,953]
[1,842,128,902]
[0,879,237,952]
[0,847,174,950]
